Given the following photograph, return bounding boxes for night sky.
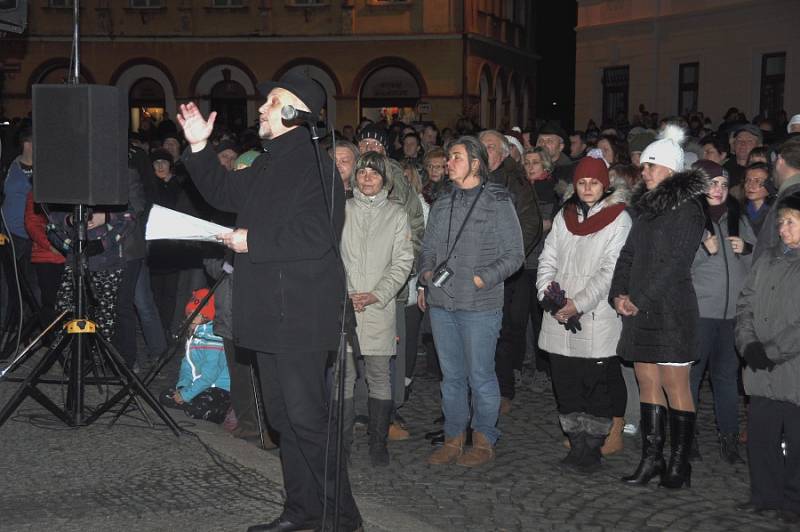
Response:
[534,1,578,130]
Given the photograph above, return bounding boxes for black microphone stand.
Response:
[306,119,355,532]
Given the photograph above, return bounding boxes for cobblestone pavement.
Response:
[0,349,793,532]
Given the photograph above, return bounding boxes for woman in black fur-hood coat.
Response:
[609,166,709,363]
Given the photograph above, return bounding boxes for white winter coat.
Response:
[536,186,632,358]
[341,188,414,356]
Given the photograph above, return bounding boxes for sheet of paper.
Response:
[145,204,231,242]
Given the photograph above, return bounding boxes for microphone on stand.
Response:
[281,105,316,124]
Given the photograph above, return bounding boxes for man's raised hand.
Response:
[177,103,217,152]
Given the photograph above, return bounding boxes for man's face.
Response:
[702,143,726,164]
[536,134,564,160]
[734,132,759,163]
[342,125,354,140]
[358,138,385,155]
[481,134,505,172]
[258,89,293,140]
[403,136,420,158]
[569,135,586,158]
[217,149,237,171]
[744,169,770,202]
[162,138,181,160]
[422,126,437,146]
[21,139,33,159]
[334,147,356,187]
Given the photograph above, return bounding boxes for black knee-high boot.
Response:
[659,409,695,489]
[622,403,666,485]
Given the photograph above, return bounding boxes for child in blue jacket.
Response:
[160,289,230,423]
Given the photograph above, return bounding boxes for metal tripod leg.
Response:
[249,362,267,449]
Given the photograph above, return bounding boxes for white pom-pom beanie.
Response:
[640,124,686,172]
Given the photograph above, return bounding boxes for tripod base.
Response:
[0,316,180,435]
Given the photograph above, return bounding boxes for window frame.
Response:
[760,52,786,119]
[602,65,629,126]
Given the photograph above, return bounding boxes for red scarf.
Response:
[563,202,626,236]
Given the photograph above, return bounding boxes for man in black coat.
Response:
[178,73,362,532]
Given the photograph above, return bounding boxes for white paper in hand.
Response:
[145,204,231,242]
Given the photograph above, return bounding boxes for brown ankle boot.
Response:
[601,417,624,456]
[456,431,495,467]
[427,433,464,465]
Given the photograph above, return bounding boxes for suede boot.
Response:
[601,416,624,456]
[622,403,667,485]
[367,398,392,467]
[428,432,464,465]
[456,431,495,467]
[659,409,695,489]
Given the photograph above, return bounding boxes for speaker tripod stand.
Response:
[0,205,180,434]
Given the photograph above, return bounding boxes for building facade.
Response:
[1,0,537,133]
[575,0,799,130]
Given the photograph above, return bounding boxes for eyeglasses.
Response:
[744,177,766,187]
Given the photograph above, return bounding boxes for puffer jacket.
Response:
[537,181,632,358]
[24,192,65,265]
[341,188,414,356]
[735,245,800,406]
[691,199,756,320]
[176,321,230,402]
[489,156,543,261]
[419,180,524,312]
[609,168,709,363]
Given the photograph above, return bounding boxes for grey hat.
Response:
[734,124,764,144]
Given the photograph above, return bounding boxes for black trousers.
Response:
[33,262,65,328]
[747,396,800,513]
[405,303,422,379]
[495,268,529,399]
[256,350,361,528]
[113,258,142,368]
[223,339,261,435]
[550,354,622,419]
[525,268,551,376]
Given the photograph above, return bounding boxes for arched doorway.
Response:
[494,72,506,130]
[111,62,177,134]
[129,77,166,135]
[360,66,421,124]
[210,76,247,133]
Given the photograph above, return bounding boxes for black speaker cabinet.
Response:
[0,0,27,34]
[33,84,128,206]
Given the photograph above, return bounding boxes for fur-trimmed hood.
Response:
[631,168,710,216]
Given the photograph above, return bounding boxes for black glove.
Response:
[743,342,775,371]
[541,281,567,315]
[85,239,104,257]
[565,314,582,334]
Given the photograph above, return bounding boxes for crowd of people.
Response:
[2,98,800,528]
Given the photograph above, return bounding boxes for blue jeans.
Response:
[134,261,168,358]
[690,318,740,434]
[429,306,503,445]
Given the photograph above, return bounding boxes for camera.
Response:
[431,264,453,288]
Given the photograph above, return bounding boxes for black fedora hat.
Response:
[257,72,325,118]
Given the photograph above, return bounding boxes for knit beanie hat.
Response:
[640,124,686,172]
[150,148,173,165]
[356,125,388,150]
[573,154,610,190]
[628,131,656,153]
[185,288,215,321]
[692,160,726,179]
[778,192,800,215]
[505,135,524,156]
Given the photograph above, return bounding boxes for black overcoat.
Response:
[608,168,708,363]
[183,127,345,354]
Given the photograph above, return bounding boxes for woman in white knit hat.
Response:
[608,125,710,489]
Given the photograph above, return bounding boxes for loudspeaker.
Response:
[33,84,128,206]
[0,0,27,34]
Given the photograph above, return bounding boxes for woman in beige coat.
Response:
[340,150,414,467]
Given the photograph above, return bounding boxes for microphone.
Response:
[281,105,316,124]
